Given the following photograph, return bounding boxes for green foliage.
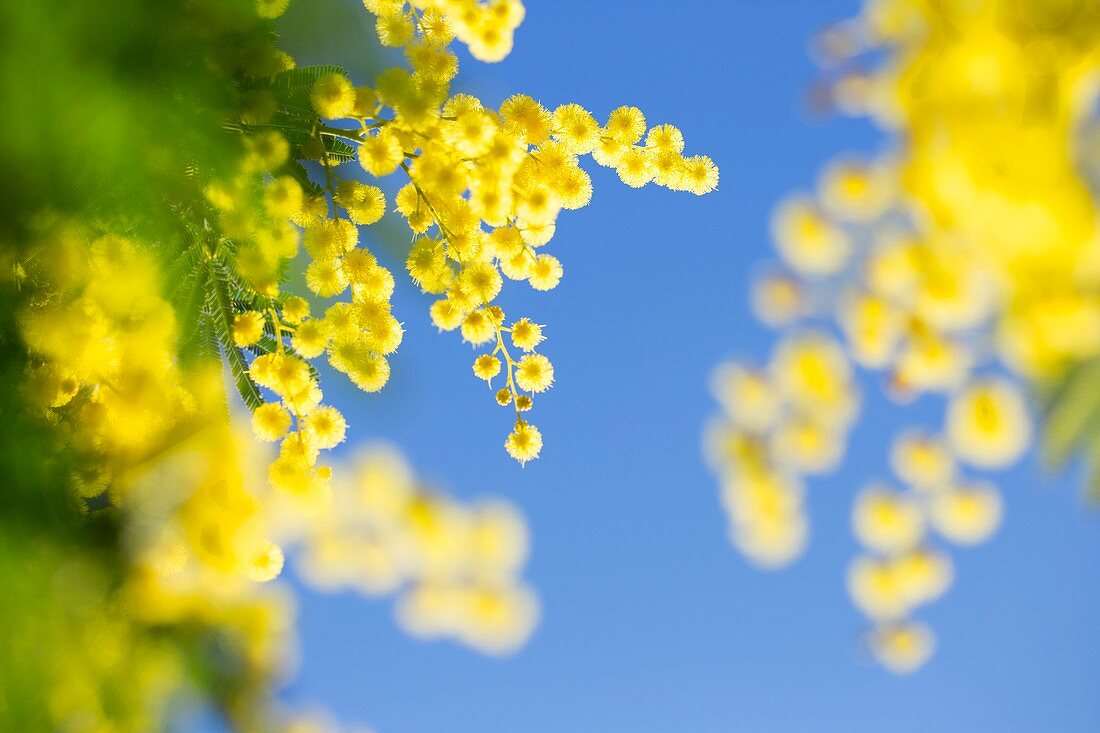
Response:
[1041,358,1100,501]
[272,64,350,96]
[0,0,257,246]
[208,259,266,410]
[0,0,285,728]
[238,64,359,167]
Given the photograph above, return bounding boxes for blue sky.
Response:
[276,1,1100,730]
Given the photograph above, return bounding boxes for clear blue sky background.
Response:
[274,1,1100,730]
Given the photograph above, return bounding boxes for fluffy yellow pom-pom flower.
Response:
[375,11,414,47]
[232,310,266,347]
[552,103,599,154]
[473,354,502,381]
[605,106,646,144]
[528,254,563,291]
[680,155,720,195]
[281,296,310,325]
[336,180,387,225]
[616,148,654,188]
[305,259,349,298]
[304,406,347,449]
[515,354,554,393]
[500,94,552,146]
[430,299,464,331]
[311,72,356,119]
[358,130,404,176]
[460,309,496,345]
[505,421,543,464]
[509,318,543,352]
[349,354,390,392]
[252,402,293,442]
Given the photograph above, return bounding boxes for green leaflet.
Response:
[205,260,264,411]
[1040,357,1100,502]
[270,65,350,93]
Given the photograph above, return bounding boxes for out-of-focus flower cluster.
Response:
[707,0,1100,673]
[705,334,859,567]
[293,449,537,654]
[15,216,537,728]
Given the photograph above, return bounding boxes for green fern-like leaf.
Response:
[1088,433,1100,503]
[175,269,210,360]
[271,65,349,93]
[1041,357,1100,502]
[260,115,357,162]
[205,265,264,410]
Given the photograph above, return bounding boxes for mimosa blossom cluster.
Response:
[213,0,719,468]
[230,0,718,466]
[708,0,1100,673]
